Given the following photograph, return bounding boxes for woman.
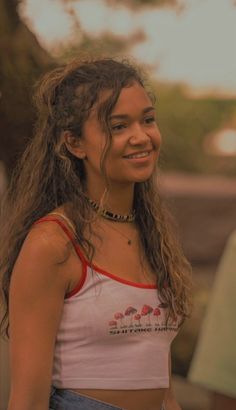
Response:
[0,58,191,410]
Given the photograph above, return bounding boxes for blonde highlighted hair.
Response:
[0,58,192,336]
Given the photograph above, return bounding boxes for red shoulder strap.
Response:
[34,217,87,265]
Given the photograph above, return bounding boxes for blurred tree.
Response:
[155,82,236,175]
[0,0,55,177]
[1,0,235,178]
[58,0,146,61]
[57,29,145,62]
[59,32,130,62]
[106,0,181,9]
[62,0,180,6]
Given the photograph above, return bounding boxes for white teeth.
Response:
[126,152,149,159]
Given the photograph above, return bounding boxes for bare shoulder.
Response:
[25,217,74,264]
[11,218,77,297]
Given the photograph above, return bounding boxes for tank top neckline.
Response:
[35,215,158,291]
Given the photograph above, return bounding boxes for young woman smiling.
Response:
[0,58,192,410]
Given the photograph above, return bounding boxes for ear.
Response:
[63,131,86,159]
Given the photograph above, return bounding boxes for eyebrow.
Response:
[109,106,155,121]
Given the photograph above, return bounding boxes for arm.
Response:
[7,223,75,410]
[163,352,182,410]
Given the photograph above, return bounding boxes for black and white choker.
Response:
[86,197,136,223]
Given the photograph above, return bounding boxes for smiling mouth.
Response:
[124,151,151,159]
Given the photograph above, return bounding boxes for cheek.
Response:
[153,129,162,149]
[105,140,123,158]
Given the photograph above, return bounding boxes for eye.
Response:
[111,123,126,132]
[144,116,156,124]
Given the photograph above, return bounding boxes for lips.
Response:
[123,150,151,159]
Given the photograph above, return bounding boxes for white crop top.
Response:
[37,216,180,390]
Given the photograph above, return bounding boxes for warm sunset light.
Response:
[204,128,236,156]
[20,0,236,96]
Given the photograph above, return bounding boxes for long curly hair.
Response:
[0,58,192,336]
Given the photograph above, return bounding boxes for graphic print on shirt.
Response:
[108,303,178,336]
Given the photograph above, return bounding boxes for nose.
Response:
[129,124,150,145]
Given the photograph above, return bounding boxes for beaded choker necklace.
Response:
[87,197,135,223]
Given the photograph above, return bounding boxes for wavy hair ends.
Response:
[0,57,192,337]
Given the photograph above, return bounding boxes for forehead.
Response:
[112,82,153,114]
[86,81,153,122]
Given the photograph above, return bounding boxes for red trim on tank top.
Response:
[35,217,158,296]
[35,217,87,264]
[34,217,87,298]
[65,261,87,298]
[88,263,157,289]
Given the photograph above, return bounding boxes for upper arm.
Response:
[8,224,71,409]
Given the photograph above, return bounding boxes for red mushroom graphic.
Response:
[141,304,153,326]
[125,306,137,327]
[109,320,117,329]
[134,313,141,327]
[153,307,161,325]
[114,312,125,328]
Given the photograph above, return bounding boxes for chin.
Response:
[112,168,156,185]
[127,173,154,183]
[133,176,153,183]
[132,169,156,183]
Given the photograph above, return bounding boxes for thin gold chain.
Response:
[103,221,134,245]
[48,212,133,245]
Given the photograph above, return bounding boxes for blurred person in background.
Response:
[188,229,236,410]
[0,58,192,410]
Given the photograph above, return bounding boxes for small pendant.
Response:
[128,239,132,245]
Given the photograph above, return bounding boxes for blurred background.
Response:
[0,0,236,409]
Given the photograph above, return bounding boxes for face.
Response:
[71,82,161,192]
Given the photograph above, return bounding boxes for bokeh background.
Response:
[0,0,236,409]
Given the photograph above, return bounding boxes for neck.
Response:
[86,183,135,216]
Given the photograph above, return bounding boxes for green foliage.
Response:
[63,0,180,8]
[106,0,179,9]
[57,32,130,63]
[152,82,236,175]
[0,0,54,175]
[2,0,235,177]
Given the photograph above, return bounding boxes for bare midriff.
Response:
[69,388,166,410]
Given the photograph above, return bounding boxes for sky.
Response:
[20,0,236,97]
